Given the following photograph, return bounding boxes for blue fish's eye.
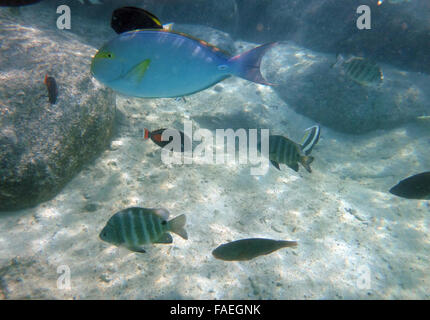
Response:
[161,220,167,225]
[217,64,228,71]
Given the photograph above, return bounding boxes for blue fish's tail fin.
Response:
[229,42,278,85]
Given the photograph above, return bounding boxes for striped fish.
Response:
[333,55,383,86]
[100,207,188,253]
[268,135,314,173]
[300,125,320,156]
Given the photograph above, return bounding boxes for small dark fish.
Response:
[144,128,192,153]
[44,74,58,104]
[100,207,188,253]
[212,238,298,261]
[333,55,383,86]
[0,0,42,6]
[389,172,430,200]
[300,125,321,156]
[262,135,314,173]
[111,7,164,34]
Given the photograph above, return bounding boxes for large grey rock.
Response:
[0,12,115,211]
[264,42,430,134]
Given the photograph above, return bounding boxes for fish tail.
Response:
[144,128,150,140]
[168,214,188,240]
[280,240,298,248]
[301,155,314,173]
[229,42,278,85]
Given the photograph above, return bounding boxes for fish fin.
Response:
[229,42,278,85]
[154,233,173,244]
[168,214,188,240]
[153,208,169,220]
[301,156,314,173]
[125,59,151,83]
[279,240,298,248]
[270,160,281,171]
[174,96,186,103]
[144,128,150,140]
[44,74,48,85]
[128,246,146,253]
[141,8,163,27]
[288,163,300,172]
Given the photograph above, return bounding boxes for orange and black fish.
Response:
[0,0,42,6]
[389,172,430,200]
[44,74,58,104]
[144,128,191,153]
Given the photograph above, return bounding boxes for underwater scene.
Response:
[0,0,429,300]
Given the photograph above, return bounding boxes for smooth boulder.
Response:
[263,42,430,133]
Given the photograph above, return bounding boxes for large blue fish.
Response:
[90,29,277,98]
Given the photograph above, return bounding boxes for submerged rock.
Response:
[0,14,115,211]
[235,0,430,76]
[263,43,430,134]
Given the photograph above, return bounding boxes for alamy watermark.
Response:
[56,4,373,31]
[357,5,371,30]
[153,120,270,176]
[57,265,71,290]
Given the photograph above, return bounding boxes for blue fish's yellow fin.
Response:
[125,59,151,83]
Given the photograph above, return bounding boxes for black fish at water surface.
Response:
[389,172,430,200]
[0,0,42,6]
[44,74,58,104]
[111,7,169,34]
[212,238,298,261]
[144,128,192,153]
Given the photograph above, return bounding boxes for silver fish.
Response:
[100,207,187,253]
